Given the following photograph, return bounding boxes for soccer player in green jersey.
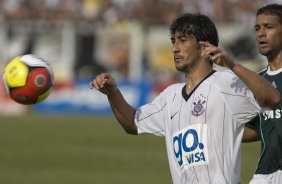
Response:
[243,3,282,184]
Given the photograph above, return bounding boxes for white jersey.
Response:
[134,70,261,184]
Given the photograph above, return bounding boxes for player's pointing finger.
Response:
[97,74,106,88]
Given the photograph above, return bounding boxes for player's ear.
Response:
[197,42,201,49]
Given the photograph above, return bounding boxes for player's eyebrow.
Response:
[255,22,276,28]
[170,34,187,42]
[176,34,190,40]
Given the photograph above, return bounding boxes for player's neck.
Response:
[268,52,282,71]
[185,66,213,94]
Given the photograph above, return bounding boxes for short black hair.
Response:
[257,4,282,25]
[169,13,219,46]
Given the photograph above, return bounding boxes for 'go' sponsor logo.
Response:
[172,124,209,169]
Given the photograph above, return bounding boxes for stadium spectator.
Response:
[89,13,280,183]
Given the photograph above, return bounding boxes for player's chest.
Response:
[168,91,210,132]
[265,74,282,94]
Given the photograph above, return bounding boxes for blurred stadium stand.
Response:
[0,0,278,115]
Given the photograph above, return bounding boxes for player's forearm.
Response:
[107,89,138,135]
[242,127,260,143]
[231,63,281,108]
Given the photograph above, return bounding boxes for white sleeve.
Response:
[134,98,166,136]
[134,84,179,136]
[216,71,261,124]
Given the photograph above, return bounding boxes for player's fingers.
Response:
[200,42,216,56]
[103,73,111,79]
[210,52,226,66]
[199,41,212,47]
[204,47,221,57]
[210,52,221,61]
[93,79,100,90]
[89,79,99,90]
[96,75,105,88]
[202,52,212,60]
[103,73,115,86]
[102,73,113,86]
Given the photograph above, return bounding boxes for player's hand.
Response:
[89,73,118,96]
[199,41,235,69]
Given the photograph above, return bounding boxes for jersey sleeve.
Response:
[215,70,261,125]
[134,84,178,136]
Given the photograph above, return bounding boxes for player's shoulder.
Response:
[162,83,185,93]
[211,69,244,93]
[258,67,268,76]
[210,69,237,85]
[160,83,185,97]
[150,83,184,104]
[213,69,236,78]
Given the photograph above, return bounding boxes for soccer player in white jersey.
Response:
[89,13,280,184]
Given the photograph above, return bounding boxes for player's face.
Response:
[255,14,282,57]
[171,32,202,72]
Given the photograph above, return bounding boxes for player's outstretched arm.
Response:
[89,73,138,135]
[200,41,281,108]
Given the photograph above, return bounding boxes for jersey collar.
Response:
[182,70,216,101]
[266,65,282,76]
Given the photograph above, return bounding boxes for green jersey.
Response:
[246,66,282,174]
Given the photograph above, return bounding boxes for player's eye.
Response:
[254,26,260,31]
[266,25,273,29]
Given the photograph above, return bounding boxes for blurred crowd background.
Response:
[0,0,280,114]
[0,0,280,78]
[0,0,279,26]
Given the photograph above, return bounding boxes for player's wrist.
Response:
[107,87,119,97]
[224,57,236,70]
[229,62,240,71]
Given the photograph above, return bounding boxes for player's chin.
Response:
[175,64,187,72]
[258,48,271,56]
